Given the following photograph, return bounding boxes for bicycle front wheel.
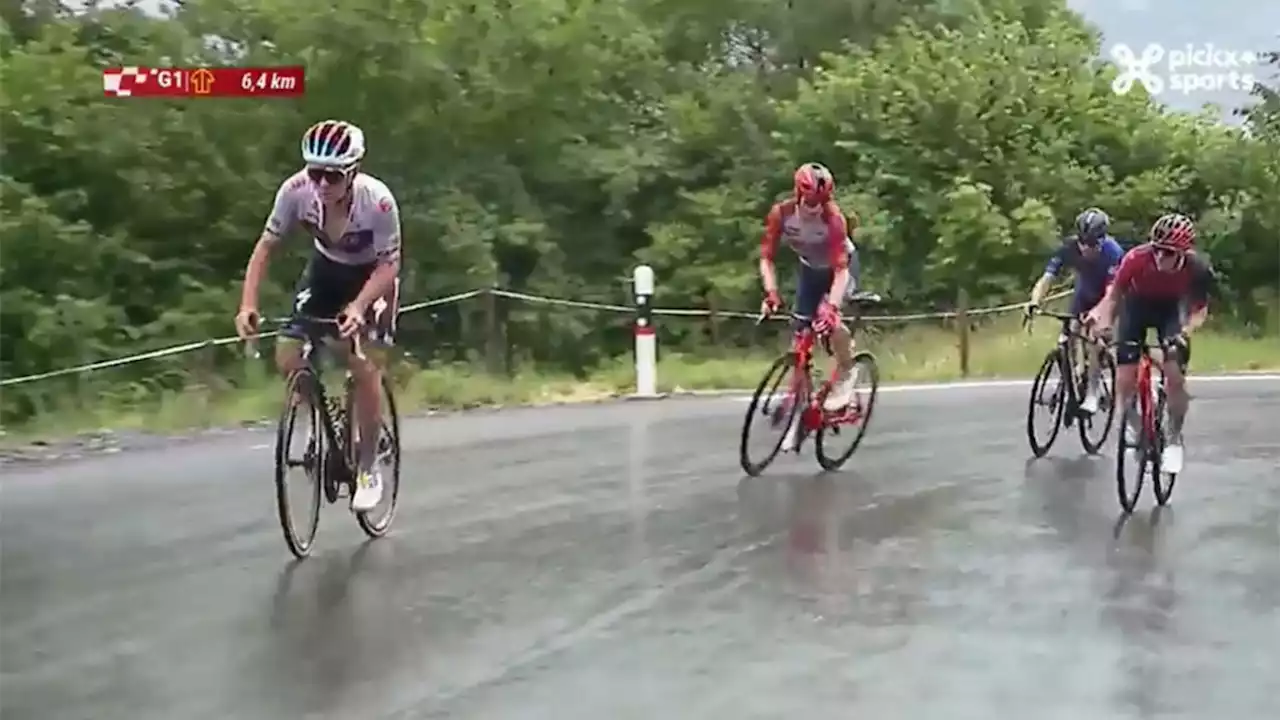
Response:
[739,353,803,477]
[275,369,324,559]
[1115,401,1155,514]
[815,351,880,471]
[1026,350,1065,458]
[356,375,402,537]
[1151,387,1177,506]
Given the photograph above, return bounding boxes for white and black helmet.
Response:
[301,120,366,168]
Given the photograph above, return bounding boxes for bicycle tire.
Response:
[815,351,880,471]
[357,375,402,537]
[1078,350,1118,455]
[1151,386,1177,506]
[1121,392,1162,509]
[739,352,801,477]
[274,369,324,559]
[1026,350,1065,458]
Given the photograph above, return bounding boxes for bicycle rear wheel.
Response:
[739,353,802,477]
[356,375,402,537]
[1026,350,1065,458]
[1151,387,1177,506]
[1078,350,1117,455]
[274,369,324,559]
[815,351,880,471]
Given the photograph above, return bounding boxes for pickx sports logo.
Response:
[1110,42,1259,96]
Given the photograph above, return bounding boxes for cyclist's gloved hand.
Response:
[1023,301,1038,322]
[813,300,841,334]
[761,290,783,317]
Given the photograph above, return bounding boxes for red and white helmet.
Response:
[793,163,835,205]
[1149,212,1195,252]
[301,120,366,168]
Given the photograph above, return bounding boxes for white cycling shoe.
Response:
[1161,440,1185,475]
[823,368,858,412]
[1080,391,1099,414]
[351,468,384,512]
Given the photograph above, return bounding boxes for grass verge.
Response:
[4,316,1277,443]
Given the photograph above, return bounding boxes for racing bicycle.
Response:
[1116,339,1180,514]
[739,291,882,476]
[1024,308,1116,457]
[253,315,402,559]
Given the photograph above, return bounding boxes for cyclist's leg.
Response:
[1072,287,1105,410]
[326,262,397,509]
[790,265,825,336]
[1113,295,1146,442]
[1154,301,1189,467]
[276,255,328,381]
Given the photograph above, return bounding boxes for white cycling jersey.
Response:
[264,170,402,266]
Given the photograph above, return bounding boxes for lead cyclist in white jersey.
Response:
[234,120,402,512]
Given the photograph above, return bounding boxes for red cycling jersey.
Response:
[1111,244,1213,313]
[760,200,851,270]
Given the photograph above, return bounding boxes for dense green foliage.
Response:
[2,0,1277,422]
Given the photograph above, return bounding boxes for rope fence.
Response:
[0,286,1069,389]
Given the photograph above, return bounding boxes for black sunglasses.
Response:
[306,167,349,184]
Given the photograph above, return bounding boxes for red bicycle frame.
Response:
[1134,346,1158,444]
[787,327,863,432]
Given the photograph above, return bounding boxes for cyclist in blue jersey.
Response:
[1023,208,1125,414]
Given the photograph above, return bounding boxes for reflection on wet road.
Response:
[2,379,1278,719]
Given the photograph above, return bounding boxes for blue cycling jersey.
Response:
[1043,235,1125,299]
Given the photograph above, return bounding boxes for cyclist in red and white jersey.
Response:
[1087,213,1215,474]
[759,163,861,416]
[234,120,402,512]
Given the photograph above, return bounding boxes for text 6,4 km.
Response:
[239,70,298,93]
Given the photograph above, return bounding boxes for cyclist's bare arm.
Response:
[349,193,403,313]
[1183,259,1214,334]
[239,230,280,312]
[823,212,850,304]
[243,178,300,311]
[758,205,783,296]
[1030,243,1068,306]
[1093,252,1138,326]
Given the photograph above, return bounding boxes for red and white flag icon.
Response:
[102,67,153,96]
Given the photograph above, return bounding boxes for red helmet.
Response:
[1149,213,1195,252]
[793,163,835,205]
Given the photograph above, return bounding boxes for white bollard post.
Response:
[629,265,666,400]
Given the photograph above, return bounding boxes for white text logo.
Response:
[1110,43,1258,96]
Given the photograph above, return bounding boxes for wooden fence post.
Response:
[956,287,970,378]
[706,292,720,348]
[482,286,505,376]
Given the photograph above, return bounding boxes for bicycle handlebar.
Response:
[754,290,885,326]
[243,314,367,361]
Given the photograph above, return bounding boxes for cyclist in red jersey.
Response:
[1086,213,1215,474]
[759,163,860,415]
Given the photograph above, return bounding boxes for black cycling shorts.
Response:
[279,251,398,346]
[1114,295,1190,367]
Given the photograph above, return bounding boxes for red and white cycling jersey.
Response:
[264,169,402,266]
[760,199,852,270]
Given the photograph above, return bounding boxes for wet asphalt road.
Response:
[2,379,1278,720]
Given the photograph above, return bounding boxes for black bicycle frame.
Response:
[292,316,364,491]
[1039,311,1092,424]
